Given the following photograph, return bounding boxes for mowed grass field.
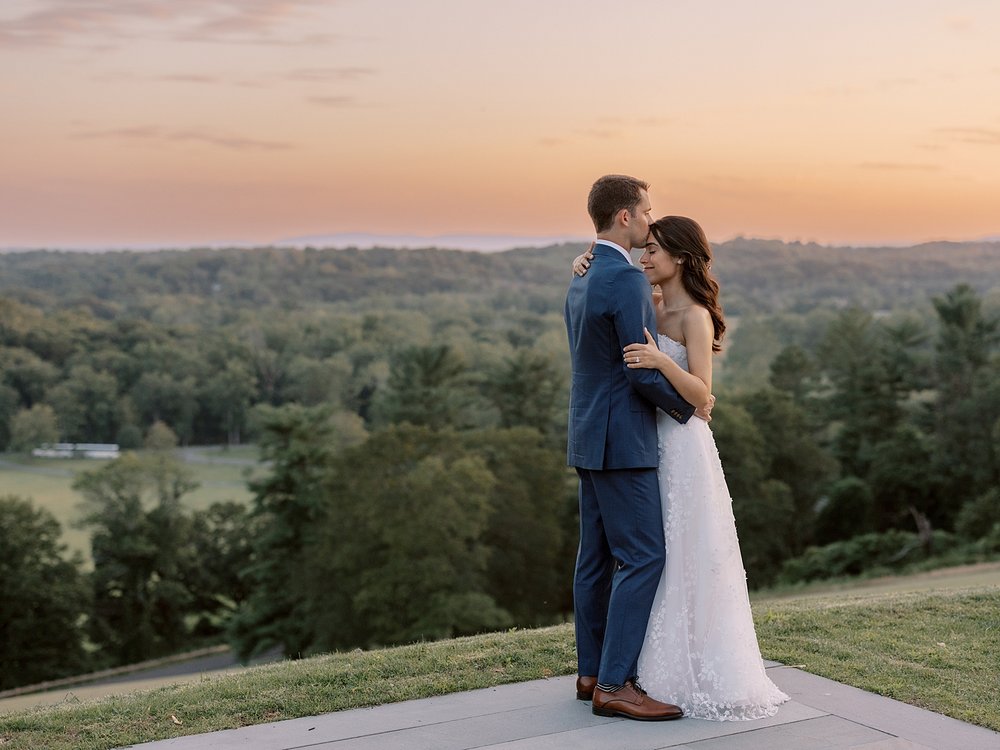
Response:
[0,446,261,561]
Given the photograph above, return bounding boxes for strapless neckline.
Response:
[657,332,688,370]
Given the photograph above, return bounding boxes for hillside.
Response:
[0,581,997,749]
[1,239,998,319]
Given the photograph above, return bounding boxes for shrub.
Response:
[955,489,1000,540]
[778,529,960,584]
[813,476,874,545]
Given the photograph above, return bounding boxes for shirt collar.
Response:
[594,239,632,265]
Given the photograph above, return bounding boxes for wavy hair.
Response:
[649,216,726,352]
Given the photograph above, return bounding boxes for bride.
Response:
[573,216,789,721]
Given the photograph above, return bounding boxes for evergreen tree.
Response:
[485,349,565,436]
[818,309,908,477]
[931,284,1000,515]
[373,344,477,429]
[768,344,816,402]
[228,404,343,659]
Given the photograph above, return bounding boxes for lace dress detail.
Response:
[637,334,789,721]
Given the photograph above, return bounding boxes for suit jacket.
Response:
[565,243,695,470]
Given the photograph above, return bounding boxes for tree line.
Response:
[3,240,999,449]
[2,241,999,690]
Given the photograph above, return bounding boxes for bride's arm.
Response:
[623,310,713,407]
[681,307,714,399]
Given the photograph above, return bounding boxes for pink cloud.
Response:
[936,127,1000,146]
[156,73,221,84]
[0,0,333,46]
[307,95,362,108]
[73,125,293,151]
[284,67,377,82]
[858,162,942,172]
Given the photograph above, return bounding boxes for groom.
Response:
[565,175,695,721]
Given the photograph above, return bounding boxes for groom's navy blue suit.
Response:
[565,242,694,685]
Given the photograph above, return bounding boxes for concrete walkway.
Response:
[120,662,998,750]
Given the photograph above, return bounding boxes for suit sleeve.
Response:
[611,269,696,424]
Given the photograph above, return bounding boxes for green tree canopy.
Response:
[0,496,90,689]
[711,402,797,585]
[303,425,511,651]
[372,344,478,429]
[47,364,121,443]
[9,403,59,451]
[73,453,200,665]
[485,349,565,435]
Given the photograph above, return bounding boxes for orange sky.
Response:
[2,1,999,248]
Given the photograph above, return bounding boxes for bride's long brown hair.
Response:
[649,216,726,352]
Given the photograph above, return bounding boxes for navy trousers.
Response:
[573,466,665,685]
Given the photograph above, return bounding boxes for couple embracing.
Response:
[564,175,788,722]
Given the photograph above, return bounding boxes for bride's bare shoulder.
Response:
[681,304,712,332]
[684,303,711,320]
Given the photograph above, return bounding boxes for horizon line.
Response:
[2,230,999,254]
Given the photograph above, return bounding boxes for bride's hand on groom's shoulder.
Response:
[572,243,595,276]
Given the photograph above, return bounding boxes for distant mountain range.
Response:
[2,232,999,254]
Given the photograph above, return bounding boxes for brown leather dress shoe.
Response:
[576,675,597,701]
[592,681,684,721]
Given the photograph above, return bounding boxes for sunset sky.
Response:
[2,0,999,248]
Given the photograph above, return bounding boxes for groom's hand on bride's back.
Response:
[572,243,595,276]
[694,394,716,422]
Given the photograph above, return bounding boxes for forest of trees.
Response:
[2,239,999,689]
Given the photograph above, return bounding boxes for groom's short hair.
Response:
[588,174,649,233]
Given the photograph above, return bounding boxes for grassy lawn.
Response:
[0,448,260,561]
[0,627,576,750]
[754,588,1000,731]
[0,586,996,750]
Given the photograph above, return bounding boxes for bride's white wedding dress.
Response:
[637,333,789,721]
